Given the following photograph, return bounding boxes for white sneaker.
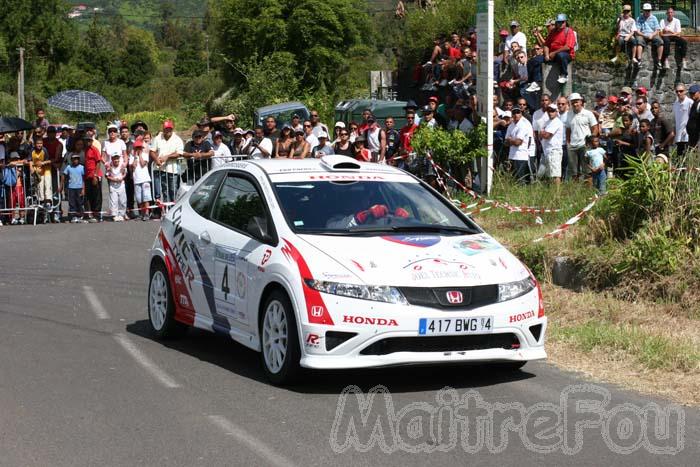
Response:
[557,75,568,84]
[439,79,448,86]
[526,82,541,92]
[19,218,25,225]
[664,59,670,69]
[610,56,618,63]
[683,59,689,70]
[632,57,639,64]
[114,216,123,222]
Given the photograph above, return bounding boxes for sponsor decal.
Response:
[322,272,353,280]
[305,333,321,348]
[381,235,441,248]
[446,291,463,304]
[343,315,399,326]
[261,249,272,266]
[159,222,195,325]
[309,174,385,180]
[351,260,365,272]
[509,310,535,323]
[499,257,509,270]
[453,235,502,257]
[214,247,239,264]
[179,294,190,306]
[311,306,325,317]
[280,239,335,325]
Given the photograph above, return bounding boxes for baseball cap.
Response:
[130,120,148,133]
[642,3,652,10]
[354,136,366,143]
[193,130,205,138]
[545,19,555,26]
[197,118,211,127]
[421,105,434,113]
[212,130,223,139]
[502,110,512,118]
[334,121,346,128]
[623,4,632,11]
[163,120,174,129]
[511,107,523,114]
[510,20,520,27]
[568,92,583,101]
[595,90,607,99]
[245,129,255,135]
[61,124,73,130]
[291,113,300,119]
[133,138,144,148]
[608,95,619,104]
[547,103,558,111]
[107,124,119,132]
[428,96,439,102]
[111,153,121,159]
[9,151,20,159]
[294,129,304,135]
[499,29,509,37]
[404,100,419,110]
[70,153,81,159]
[636,86,648,95]
[318,131,328,139]
[620,86,633,95]
[556,13,567,22]
[689,84,700,94]
[82,122,96,130]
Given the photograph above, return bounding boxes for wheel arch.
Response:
[257,281,296,332]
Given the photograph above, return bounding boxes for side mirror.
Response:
[247,216,272,243]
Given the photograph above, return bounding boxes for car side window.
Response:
[189,171,226,218]
[211,173,268,238]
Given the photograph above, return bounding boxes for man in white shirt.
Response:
[149,120,184,203]
[538,103,565,183]
[211,131,233,169]
[660,7,688,70]
[102,124,127,166]
[505,107,534,184]
[531,94,552,172]
[249,126,273,159]
[506,20,527,54]
[672,84,692,156]
[565,93,599,180]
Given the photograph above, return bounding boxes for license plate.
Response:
[418,316,493,335]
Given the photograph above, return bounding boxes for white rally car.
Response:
[147,155,546,384]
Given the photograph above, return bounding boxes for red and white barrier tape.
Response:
[532,195,599,243]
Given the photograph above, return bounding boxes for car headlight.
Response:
[498,276,536,302]
[304,279,408,305]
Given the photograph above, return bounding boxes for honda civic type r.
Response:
[147,155,546,384]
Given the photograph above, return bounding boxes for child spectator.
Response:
[353,136,372,162]
[30,137,53,223]
[61,154,85,223]
[586,136,607,194]
[106,153,127,222]
[637,118,654,155]
[130,139,152,221]
[4,152,27,225]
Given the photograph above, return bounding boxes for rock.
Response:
[551,256,584,292]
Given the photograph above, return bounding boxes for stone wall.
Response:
[543,41,700,115]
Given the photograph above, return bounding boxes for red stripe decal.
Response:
[282,239,334,325]
[159,231,195,325]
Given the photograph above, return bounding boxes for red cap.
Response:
[636,86,648,95]
[608,95,619,104]
[499,29,508,36]
[133,137,144,148]
[428,96,439,102]
[163,120,174,129]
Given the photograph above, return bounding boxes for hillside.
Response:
[68,0,208,28]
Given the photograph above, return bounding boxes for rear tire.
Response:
[260,290,301,385]
[148,261,187,339]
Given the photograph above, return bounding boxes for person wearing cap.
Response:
[497,29,510,62]
[593,91,608,115]
[634,3,663,68]
[352,136,372,162]
[420,105,438,129]
[289,114,303,133]
[310,131,335,158]
[130,120,149,134]
[532,20,555,48]
[150,120,184,203]
[183,129,215,182]
[672,84,692,156]
[404,100,421,125]
[82,122,101,154]
[103,124,127,168]
[82,132,104,222]
[650,100,675,155]
[211,131,233,169]
[230,128,246,156]
[612,5,638,63]
[275,125,294,158]
[290,128,311,159]
[427,96,448,128]
[129,138,152,221]
[505,107,535,184]
[598,96,620,159]
[660,7,688,70]
[363,115,386,163]
[506,20,527,54]
[544,13,577,84]
[538,102,565,184]
[684,84,700,148]
[333,125,353,157]
[60,152,85,223]
[332,121,346,144]
[398,111,419,157]
[106,152,127,222]
[43,126,64,222]
[565,93,599,181]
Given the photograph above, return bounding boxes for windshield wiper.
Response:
[347,225,479,234]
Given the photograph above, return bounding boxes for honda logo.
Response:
[311,306,324,317]
[446,291,463,304]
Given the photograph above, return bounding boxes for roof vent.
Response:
[320,155,361,171]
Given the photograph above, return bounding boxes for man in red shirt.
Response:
[83,134,104,222]
[43,126,64,222]
[398,111,419,169]
[544,13,577,84]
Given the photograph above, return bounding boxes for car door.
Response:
[207,171,276,333]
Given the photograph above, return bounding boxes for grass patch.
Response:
[551,321,700,373]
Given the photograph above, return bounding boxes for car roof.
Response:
[256,101,308,114]
[245,156,406,176]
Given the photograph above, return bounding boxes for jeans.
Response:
[527,55,544,83]
[567,146,587,179]
[661,35,688,61]
[592,169,607,194]
[68,188,83,216]
[511,159,531,184]
[550,51,571,77]
[159,171,180,203]
[85,177,102,219]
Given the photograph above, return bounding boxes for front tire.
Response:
[148,261,187,338]
[260,290,301,385]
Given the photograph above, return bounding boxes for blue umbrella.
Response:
[47,90,114,114]
[0,116,33,134]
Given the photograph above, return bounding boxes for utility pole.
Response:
[17,47,26,119]
[205,34,210,74]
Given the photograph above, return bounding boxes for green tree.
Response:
[173,29,206,77]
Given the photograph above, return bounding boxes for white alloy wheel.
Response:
[149,270,168,331]
[262,300,288,374]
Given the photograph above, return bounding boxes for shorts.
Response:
[544,148,563,178]
[8,185,26,209]
[636,36,662,48]
[135,182,152,204]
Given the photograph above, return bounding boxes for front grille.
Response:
[360,333,519,356]
[399,285,499,310]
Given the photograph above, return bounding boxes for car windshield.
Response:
[272,179,479,235]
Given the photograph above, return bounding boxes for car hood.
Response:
[297,233,530,287]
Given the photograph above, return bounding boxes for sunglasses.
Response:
[636,102,644,106]
[676,90,686,93]
[303,124,311,127]
[340,132,349,136]
[310,114,319,117]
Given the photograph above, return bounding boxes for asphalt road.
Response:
[0,221,698,466]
